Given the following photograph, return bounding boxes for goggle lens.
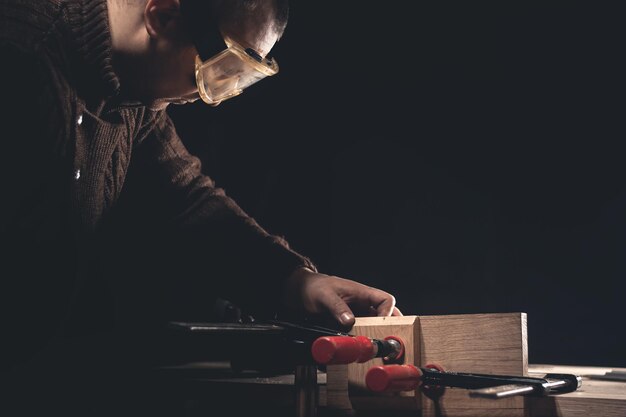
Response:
[195,40,278,105]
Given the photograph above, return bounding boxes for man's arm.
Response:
[115,112,316,320]
[116,112,400,325]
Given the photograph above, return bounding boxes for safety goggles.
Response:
[195,36,279,106]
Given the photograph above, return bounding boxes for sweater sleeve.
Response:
[115,111,316,320]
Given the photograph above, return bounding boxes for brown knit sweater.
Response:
[0,0,314,370]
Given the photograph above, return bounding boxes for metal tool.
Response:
[366,364,582,399]
[166,320,351,417]
[166,319,349,369]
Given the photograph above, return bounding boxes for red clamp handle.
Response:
[366,364,423,392]
[311,336,375,365]
[421,363,446,399]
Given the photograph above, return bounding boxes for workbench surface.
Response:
[156,362,625,416]
[526,364,626,417]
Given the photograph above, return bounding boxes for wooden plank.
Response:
[326,316,420,412]
[420,313,528,417]
[325,364,352,411]
[348,316,421,411]
[526,364,626,417]
[325,313,528,417]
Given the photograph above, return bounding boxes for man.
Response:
[0,0,400,414]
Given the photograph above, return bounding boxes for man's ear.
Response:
[144,0,183,39]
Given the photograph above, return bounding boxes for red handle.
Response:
[311,336,375,365]
[365,364,423,392]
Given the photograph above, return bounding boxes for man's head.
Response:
[107,0,288,110]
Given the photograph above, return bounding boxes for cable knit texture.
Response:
[0,0,316,374]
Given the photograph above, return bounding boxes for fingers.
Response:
[319,289,356,327]
[334,278,399,318]
[300,274,401,326]
[368,303,403,317]
[367,288,397,317]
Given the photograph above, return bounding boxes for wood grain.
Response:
[348,316,421,411]
[419,313,528,417]
[526,364,626,417]
[326,316,420,412]
[325,313,529,416]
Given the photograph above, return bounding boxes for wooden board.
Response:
[326,316,420,412]
[420,313,528,417]
[325,312,528,416]
[526,364,626,417]
[349,316,421,411]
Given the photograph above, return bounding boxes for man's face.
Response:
[144,43,199,110]
[146,20,280,111]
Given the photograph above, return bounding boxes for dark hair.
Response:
[180,0,289,60]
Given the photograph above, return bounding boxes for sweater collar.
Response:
[65,0,120,98]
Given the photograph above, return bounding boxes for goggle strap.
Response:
[245,48,263,63]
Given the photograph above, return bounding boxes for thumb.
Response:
[320,292,355,327]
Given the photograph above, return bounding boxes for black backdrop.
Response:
[168,1,626,367]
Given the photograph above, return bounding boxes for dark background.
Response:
[168,1,625,367]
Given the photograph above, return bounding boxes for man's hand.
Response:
[284,267,402,328]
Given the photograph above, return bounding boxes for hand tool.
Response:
[311,335,405,365]
[167,319,352,417]
[365,364,582,399]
